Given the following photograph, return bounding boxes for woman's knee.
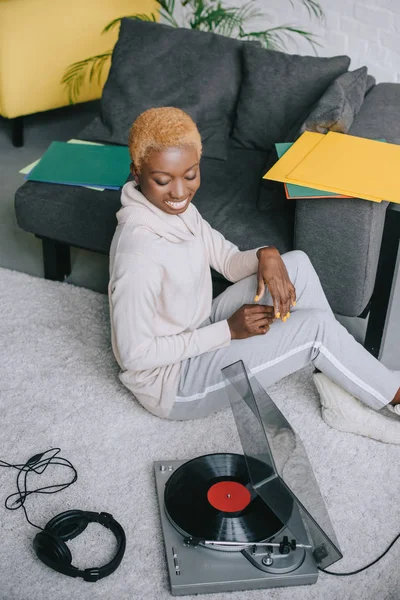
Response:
[281,249,314,281]
[211,273,258,322]
[287,249,312,268]
[297,308,335,340]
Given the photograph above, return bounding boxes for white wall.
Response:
[237,0,400,83]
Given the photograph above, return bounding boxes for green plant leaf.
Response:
[61,52,112,104]
[235,1,263,22]
[157,0,177,21]
[102,13,158,34]
[154,0,180,27]
[215,1,261,37]
[288,0,324,21]
[241,25,321,53]
[189,4,238,32]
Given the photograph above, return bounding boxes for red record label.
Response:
[207,481,251,512]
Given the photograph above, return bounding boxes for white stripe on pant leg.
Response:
[176,340,390,408]
[175,341,315,403]
[250,342,315,375]
[176,379,227,403]
[317,343,389,407]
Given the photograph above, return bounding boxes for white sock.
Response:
[313,373,400,445]
[386,370,400,415]
[387,404,400,416]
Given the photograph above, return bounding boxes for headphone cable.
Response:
[0,448,77,531]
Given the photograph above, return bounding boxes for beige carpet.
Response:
[0,267,399,600]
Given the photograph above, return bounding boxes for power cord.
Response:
[0,447,77,531]
[318,532,400,576]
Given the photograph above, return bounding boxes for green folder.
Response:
[275,139,386,199]
[27,141,131,189]
[275,143,349,199]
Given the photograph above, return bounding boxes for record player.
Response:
[154,361,343,595]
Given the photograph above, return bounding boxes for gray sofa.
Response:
[14,19,400,349]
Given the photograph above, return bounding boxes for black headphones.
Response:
[33,509,126,582]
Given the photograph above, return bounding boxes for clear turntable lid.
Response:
[221,360,342,569]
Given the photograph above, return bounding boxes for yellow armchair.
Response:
[0,0,158,145]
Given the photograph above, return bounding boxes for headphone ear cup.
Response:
[45,510,88,541]
[33,530,72,566]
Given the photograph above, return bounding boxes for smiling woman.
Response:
[107,106,400,445]
[129,107,202,215]
[142,148,199,213]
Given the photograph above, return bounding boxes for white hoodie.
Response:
[108,182,261,418]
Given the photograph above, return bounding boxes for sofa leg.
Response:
[364,207,400,357]
[11,117,24,147]
[41,238,71,281]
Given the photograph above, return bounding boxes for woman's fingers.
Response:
[258,279,296,321]
[283,284,296,317]
[245,308,274,334]
[275,292,288,320]
[255,320,271,335]
[280,291,291,321]
[243,304,272,316]
[272,294,281,319]
[258,324,270,335]
[251,314,274,327]
[290,286,297,308]
[254,277,265,303]
[251,315,272,327]
[270,286,292,321]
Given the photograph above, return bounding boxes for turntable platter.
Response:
[164,453,286,544]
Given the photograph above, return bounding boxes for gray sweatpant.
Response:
[168,250,400,420]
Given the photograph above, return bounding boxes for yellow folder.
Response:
[287,132,400,204]
[263,131,325,184]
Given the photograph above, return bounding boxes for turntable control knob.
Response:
[262,555,274,567]
[168,466,174,471]
[159,465,166,471]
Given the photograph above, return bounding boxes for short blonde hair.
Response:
[128,107,202,174]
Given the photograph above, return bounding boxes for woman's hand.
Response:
[255,247,296,321]
[228,305,275,340]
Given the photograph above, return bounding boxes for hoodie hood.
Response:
[117,182,197,243]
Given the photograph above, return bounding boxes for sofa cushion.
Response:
[15,144,293,260]
[232,44,350,152]
[80,19,246,161]
[349,83,400,144]
[194,144,294,253]
[14,180,122,254]
[365,74,376,96]
[300,66,368,134]
[294,196,387,317]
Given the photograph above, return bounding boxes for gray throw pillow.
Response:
[365,74,376,96]
[232,44,350,151]
[80,19,247,161]
[300,66,369,134]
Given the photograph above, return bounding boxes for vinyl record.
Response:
[164,453,286,543]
